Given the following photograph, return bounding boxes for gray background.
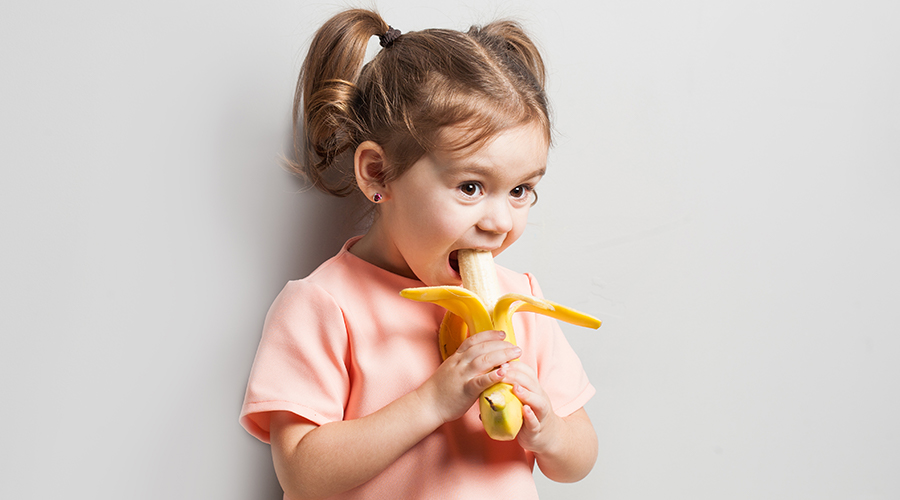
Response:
[2,1,898,498]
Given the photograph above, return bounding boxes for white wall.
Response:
[2,1,898,498]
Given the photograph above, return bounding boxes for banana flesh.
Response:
[458,248,502,312]
[400,249,601,441]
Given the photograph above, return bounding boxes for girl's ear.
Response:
[354,141,389,202]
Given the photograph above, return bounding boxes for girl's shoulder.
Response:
[276,237,422,312]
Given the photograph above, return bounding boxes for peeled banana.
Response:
[400,249,601,441]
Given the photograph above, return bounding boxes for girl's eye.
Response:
[510,185,532,200]
[459,182,483,197]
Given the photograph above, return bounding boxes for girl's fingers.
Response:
[522,404,540,431]
[513,383,548,420]
[456,332,520,369]
[501,363,538,394]
[502,363,552,422]
[467,364,507,394]
[478,346,521,372]
[456,329,505,352]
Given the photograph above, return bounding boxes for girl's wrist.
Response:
[412,380,450,430]
[531,409,597,483]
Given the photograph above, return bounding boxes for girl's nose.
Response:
[477,198,514,235]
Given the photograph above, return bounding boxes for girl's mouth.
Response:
[449,250,460,275]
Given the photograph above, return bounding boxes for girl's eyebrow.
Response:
[452,164,547,181]
[523,167,547,180]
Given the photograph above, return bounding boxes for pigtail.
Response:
[293,9,389,196]
[476,21,546,90]
[287,9,551,198]
[468,21,551,145]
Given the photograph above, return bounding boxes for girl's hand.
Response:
[501,361,598,482]
[499,361,563,454]
[419,329,522,425]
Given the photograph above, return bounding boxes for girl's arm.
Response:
[269,329,522,499]
[269,391,439,499]
[527,407,597,483]
[500,362,598,483]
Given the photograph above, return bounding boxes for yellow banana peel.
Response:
[400,249,601,441]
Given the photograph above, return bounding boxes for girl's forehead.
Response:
[433,122,549,160]
[426,123,549,177]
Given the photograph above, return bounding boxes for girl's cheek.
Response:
[433,207,467,231]
[500,215,529,248]
[511,211,530,235]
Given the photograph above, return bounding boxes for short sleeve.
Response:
[524,273,595,417]
[239,280,350,443]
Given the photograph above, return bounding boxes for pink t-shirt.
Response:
[240,238,594,499]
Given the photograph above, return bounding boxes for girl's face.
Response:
[355,122,548,286]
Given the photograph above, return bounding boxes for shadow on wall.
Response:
[223,115,366,496]
[288,179,368,280]
[280,146,369,281]
[255,462,286,500]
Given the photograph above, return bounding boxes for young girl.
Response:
[240,9,597,499]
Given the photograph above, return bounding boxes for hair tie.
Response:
[379,26,401,48]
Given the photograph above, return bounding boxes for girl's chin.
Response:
[433,268,462,287]
[413,255,463,286]
[439,269,462,286]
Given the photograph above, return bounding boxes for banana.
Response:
[400,249,601,441]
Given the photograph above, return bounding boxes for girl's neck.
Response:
[349,223,417,281]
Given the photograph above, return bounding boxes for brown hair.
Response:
[293,8,550,196]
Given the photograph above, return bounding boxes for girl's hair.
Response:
[293,8,550,197]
